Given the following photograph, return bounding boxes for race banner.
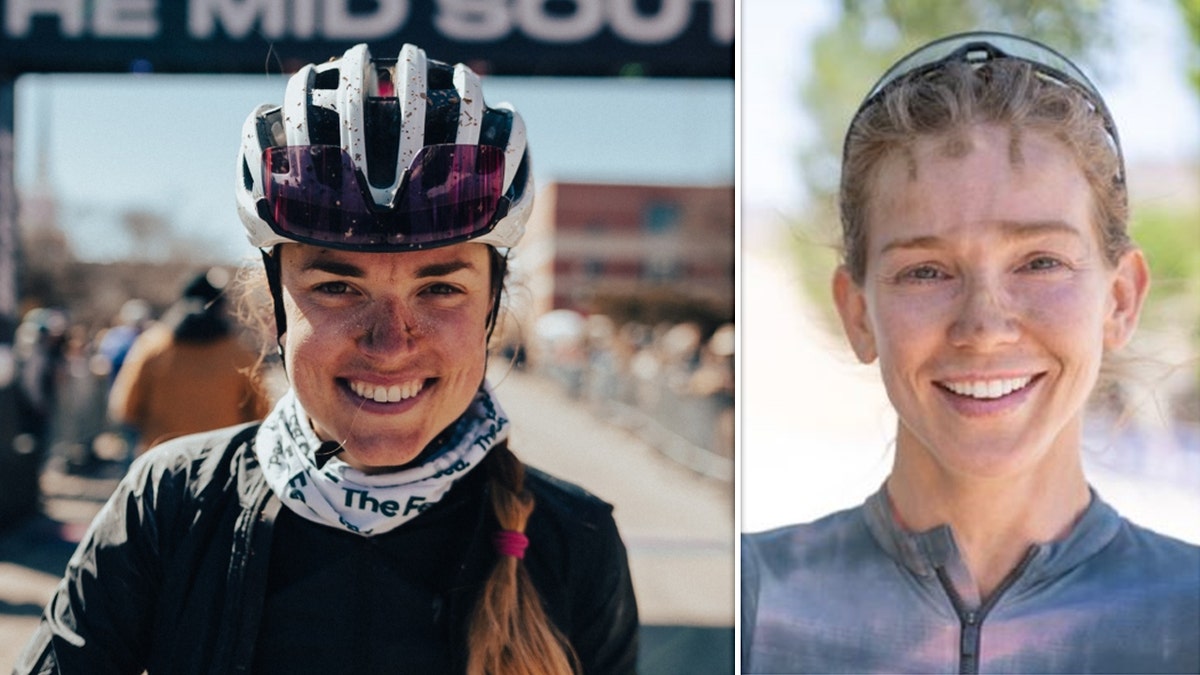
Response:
[0,0,733,77]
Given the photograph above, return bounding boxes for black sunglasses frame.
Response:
[847,31,1125,188]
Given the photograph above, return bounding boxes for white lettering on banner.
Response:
[188,0,407,40]
[434,0,731,46]
[1,0,730,64]
[6,0,84,37]
[188,0,284,39]
[434,0,509,41]
[516,0,602,43]
[322,0,407,39]
[608,0,686,44]
[5,0,159,38]
[707,0,731,43]
[94,0,157,37]
[291,0,316,38]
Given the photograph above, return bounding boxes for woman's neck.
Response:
[886,430,1091,600]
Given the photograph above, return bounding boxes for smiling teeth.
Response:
[349,379,424,403]
[943,376,1033,399]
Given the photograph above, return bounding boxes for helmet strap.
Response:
[261,249,288,365]
[486,247,508,343]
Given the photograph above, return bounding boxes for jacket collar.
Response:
[863,485,1123,596]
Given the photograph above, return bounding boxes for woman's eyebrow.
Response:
[297,257,477,278]
[879,220,1084,255]
[879,234,944,255]
[414,260,476,278]
[996,220,1085,242]
[300,259,366,277]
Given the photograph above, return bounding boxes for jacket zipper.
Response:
[935,547,1038,674]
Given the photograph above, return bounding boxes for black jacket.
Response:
[16,424,639,674]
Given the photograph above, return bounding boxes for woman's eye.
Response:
[899,265,947,282]
[1022,256,1063,272]
[314,281,351,295]
[424,283,461,296]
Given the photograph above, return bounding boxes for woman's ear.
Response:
[1104,248,1150,351]
[832,265,878,363]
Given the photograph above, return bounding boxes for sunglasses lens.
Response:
[397,143,508,245]
[262,144,506,249]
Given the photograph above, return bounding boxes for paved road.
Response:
[0,364,734,672]
[491,362,734,627]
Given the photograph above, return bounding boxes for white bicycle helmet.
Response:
[236,43,532,252]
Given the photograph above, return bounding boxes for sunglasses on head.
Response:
[257,143,509,251]
[851,31,1124,185]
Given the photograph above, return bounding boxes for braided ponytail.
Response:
[466,444,580,675]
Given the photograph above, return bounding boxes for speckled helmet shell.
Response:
[236,43,532,251]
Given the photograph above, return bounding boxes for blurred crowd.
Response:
[5,269,272,483]
[522,311,735,479]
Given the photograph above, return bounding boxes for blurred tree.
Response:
[122,207,222,264]
[18,218,75,311]
[122,209,173,261]
[1179,0,1200,95]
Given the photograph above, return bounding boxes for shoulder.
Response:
[524,465,616,533]
[742,504,873,579]
[80,424,263,560]
[126,423,262,498]
[1106,516,1200,581]
[135,422,259,465]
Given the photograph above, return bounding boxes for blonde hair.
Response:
[840,58,1130,284]
[467,445,580,675]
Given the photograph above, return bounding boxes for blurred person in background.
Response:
[107,268,271,454]
[742,32,1199,673]
[17,42,637,674]
[95,297,151,387]
[51,323,110,473]
[13,307,69,465]
[92,298,153,465]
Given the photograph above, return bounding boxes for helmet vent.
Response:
[427,61,454,89]
[241,159,255,191]
[313,67,340,90]
[480,108,513,149]
[365,98,401,189]
[308,107,341,146]
[424,89,462,145]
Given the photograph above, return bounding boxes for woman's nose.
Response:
[947,274,1020,351]
[359,299,418,353]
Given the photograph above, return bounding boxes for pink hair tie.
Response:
[493,530,529,559]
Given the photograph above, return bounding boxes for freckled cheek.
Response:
[280,299,358,380]
[422,310,490,362]
[869,295,946,364]
[1016,283,1107,334]
[1016,285,1109,375]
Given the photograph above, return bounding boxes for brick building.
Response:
[516,181,734,327]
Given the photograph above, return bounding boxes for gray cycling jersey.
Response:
[742,488,1200,674]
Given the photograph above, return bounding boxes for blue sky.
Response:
[14,73,734,263]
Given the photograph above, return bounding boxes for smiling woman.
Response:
[16,43,638,675]
[278,243,495,472]
[741,32,1199,674]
